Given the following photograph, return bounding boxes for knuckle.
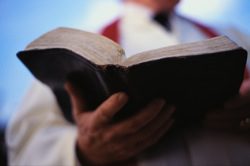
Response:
[80,123,92,135]
[78,118,96,134]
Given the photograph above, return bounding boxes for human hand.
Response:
[65,83,175,165]
[204,79,250,130]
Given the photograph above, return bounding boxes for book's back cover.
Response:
[125,48,247,124]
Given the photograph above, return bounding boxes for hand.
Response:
[65,83,175,165]
[204,79,250,130]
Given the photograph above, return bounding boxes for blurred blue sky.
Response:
[0,0,250,127]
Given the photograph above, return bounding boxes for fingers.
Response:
[108,99,174,138]
[106,104,175,161]
[74,93,175,163]
[134,105,175,139]
[133,118,174,153]
[93,92,128,127]
[64,82,86,119]
[65,83,128,125]
[123,105,175,147]
[115,117,174,160]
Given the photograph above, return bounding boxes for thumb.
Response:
[64,82,87,119]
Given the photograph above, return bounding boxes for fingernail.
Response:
[117,92,128,102]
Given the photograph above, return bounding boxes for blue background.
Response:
[0,0,250,127]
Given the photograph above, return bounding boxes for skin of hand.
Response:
[204,79,250,130]
[65,82,175,165]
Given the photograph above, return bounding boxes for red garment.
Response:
[101,19,120,43]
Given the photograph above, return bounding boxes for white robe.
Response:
[6,2,250,166]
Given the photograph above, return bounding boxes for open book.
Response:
[18,27,247,123]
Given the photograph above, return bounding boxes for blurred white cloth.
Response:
[6,80,77,166]
[6,2,250,166]
[120,2,208,57]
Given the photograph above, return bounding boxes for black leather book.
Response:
[17,27,247,124]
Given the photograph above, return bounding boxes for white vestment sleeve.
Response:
[6,80,78,166]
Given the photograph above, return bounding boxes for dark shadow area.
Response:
[0,93,7,166]
[0,128,7,166]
